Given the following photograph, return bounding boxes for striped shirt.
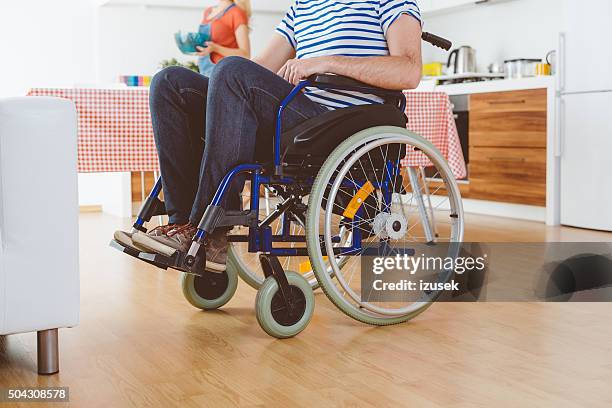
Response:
[276,0,422,109]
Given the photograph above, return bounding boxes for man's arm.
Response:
[252,35,296,73]
[278,15,422,90]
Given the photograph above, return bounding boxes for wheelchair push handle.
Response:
[422,32,452,51]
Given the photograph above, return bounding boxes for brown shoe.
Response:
[133,225,228,272]
[203,230,228,272]
[114,230,139,250]
[133,223,196,256]
[114,230,164,254]
[147,223,178,237]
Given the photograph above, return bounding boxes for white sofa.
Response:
[0,97,80,374]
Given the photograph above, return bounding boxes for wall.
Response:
[91,3,285,217]
[0,1,117,212]
[95,3,285,83]
[78,173,132,217]
[1,0,563,216]
[249,11,286,56]
[0,1,96,97]
[96,4,203,82]
[422,0,563,71]
[95,0,563,83]
[0,0,562,92]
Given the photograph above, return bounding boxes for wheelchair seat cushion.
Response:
[282,104,407,162]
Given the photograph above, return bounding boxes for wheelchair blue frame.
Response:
[133,78,404,268]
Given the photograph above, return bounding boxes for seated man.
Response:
[119,0,423,272]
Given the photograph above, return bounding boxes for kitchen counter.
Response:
[415,76,556,95]
[412,76,560,226]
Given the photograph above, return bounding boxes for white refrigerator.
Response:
[558,0,612,231]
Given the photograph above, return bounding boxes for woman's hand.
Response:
[195,42,218,57]
[277,57,331,85]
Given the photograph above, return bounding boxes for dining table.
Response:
[28,87,466,206]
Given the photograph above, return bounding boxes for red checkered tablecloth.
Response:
[28,88,159,173]
[403,92,467,179]
[27,88,466,178]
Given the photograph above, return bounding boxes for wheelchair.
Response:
[111,33,465,338]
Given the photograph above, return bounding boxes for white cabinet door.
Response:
[561,0,612,92]
[560,92,612,231]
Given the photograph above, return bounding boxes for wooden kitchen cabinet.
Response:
[132,171,157,203]
[468,89,547,206]
[131,172,258,211]
[469,147,546,206]
[470,89,547,148]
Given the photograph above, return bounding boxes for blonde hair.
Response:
[233,0,252,18]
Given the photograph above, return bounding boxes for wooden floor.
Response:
[1,213,612,407]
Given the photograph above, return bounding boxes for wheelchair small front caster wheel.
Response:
[180,268,238,310]
[255,271,314,338]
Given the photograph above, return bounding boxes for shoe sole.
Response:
[114,230,155,253]
[205,259,226,273]
[132,232,227,272]
[132,232,178,257]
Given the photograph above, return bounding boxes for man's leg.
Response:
[189,56,328,224]
[140,57,328,270]
[149,66,209,225]
[115,66,210,251]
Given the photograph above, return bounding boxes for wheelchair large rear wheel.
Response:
[306,126,464,326]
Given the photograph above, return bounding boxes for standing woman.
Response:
[196,0,251,76]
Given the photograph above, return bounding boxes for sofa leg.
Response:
[37,329,59,375]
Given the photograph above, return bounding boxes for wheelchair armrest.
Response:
[307,74,405,107]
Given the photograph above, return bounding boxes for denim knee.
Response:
[209,56,254,88]
[150,66,184,99]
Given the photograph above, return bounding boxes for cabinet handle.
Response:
[556,98,565,158]
[558,32,566,93]
[488,99,526,105]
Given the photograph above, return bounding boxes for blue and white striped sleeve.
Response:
[275,3,297,49]
[378,0,422,36]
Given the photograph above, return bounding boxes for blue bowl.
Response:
[174,29,210,54]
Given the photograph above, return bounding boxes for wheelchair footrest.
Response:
[109,239,192,274]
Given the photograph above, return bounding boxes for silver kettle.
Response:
[447,46,477,75]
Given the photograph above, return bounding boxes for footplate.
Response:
[109,239,201,275]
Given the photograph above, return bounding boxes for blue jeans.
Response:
[149,57,328,225]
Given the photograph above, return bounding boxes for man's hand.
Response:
[277,57,330,85]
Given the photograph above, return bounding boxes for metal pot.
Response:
[504,58,541,79]
[447,46,477,75]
